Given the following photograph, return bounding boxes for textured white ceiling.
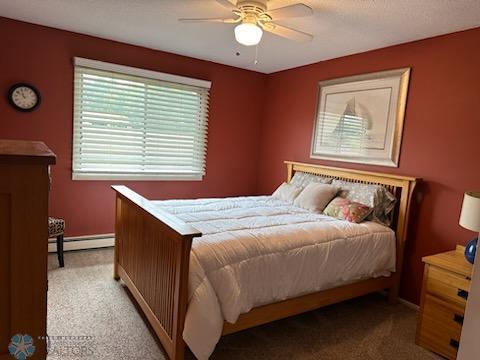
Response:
[1,0,479,73]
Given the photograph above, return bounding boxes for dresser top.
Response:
[0,139,56,165]
[423,245,473,277]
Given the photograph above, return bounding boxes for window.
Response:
[72,58,210,180]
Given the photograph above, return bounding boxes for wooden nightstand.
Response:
[416,246,473,359]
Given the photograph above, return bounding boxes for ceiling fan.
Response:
[179,0,314,46]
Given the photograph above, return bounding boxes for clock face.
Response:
[8,84,41,112]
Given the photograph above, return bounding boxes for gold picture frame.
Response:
[310,68,411,167]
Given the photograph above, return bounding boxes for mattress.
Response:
[153,196,396,359]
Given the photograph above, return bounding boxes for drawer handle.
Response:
[453,314,464,325]
[450,339,460,350]
[457,289,469,300]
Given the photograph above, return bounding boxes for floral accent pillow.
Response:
[290,171,333,187]
[331,180,396,226]
[323,197,373,223]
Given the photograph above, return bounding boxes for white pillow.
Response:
[293,183,339,213]
[272,182,303,203]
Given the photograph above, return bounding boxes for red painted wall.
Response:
[0,17,267,236]
[1,16,479,304]
[257,27,480,303]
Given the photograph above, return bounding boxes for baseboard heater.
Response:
[48,233,114,253]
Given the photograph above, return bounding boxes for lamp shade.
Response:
[459,191,480,232]
[234,23,263,46]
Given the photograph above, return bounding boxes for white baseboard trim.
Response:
[398,297,420,311]
[48,233,114,253]
[379,290,420,311]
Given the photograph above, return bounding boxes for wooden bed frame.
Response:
[112,161,419,359]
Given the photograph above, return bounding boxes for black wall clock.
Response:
[8,83,41,112]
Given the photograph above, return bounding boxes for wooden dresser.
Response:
[0,140,56,360]
[416,246,473,359]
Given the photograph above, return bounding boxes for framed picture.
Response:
[310,68,410,167]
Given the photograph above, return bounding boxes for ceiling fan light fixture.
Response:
[234,22,263,46]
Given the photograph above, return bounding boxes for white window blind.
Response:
[72,57,210,180]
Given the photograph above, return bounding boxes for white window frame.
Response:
[72,57,211,181]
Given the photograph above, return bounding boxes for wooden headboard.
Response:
[285,161,420,299]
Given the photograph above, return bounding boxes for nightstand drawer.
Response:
[418,294,463,359]
[426,265,470,307]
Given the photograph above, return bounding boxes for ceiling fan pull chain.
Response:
[254,44,259,65]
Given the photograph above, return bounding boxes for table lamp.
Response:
[459,191,480,264]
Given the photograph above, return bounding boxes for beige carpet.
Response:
[47,249,441,360]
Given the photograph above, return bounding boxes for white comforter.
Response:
[153,196,395,359]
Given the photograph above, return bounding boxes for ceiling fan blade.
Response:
[261,22,313,42]
[267,3,313,19]
[215,0,238,11]
[179,17,240,24]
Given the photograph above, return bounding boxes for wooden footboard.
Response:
[112,186,201,360]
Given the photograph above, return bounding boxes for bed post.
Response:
[112,186,201,360]
[114,195,121,281]
[388,179,417,304]
[286,162,294,182]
